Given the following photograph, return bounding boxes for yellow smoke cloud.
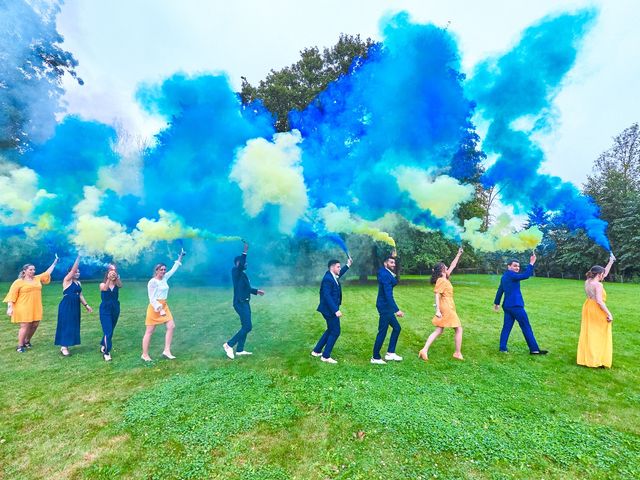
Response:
[230,130,308,233]
[319,203,396,247]
[461,214,543,252]
[71,187,239,261]
[394,167,474,218]
[0,164,55,226]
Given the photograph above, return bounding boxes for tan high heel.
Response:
[418,349,428,361]
[452,352,464,361]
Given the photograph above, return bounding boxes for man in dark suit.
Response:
[223,241,264,359]
[493,252,548,355]
[311,256,353,364]
[371,254,405,364]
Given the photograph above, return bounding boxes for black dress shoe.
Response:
[530,350,549,355]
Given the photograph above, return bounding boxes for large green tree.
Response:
[240,34,376,132]
[584,123,639,221]
[0,0,82,153]
[583,123,640,279]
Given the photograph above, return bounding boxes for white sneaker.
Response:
[236,351,253,356]
[223,343,235,359]
[103,353,112,362]
[385,352,403,361]
[370,358,387,365]
[310,351,322,357]
[321,357,338,364]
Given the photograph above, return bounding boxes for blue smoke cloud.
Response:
[467,9,609,250]
[138,73,274,235]
[291,12,475,227]
[0,8,612,280]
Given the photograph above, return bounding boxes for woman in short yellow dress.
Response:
[577,254,615,368]
[4,256,59,352]
[419,247,464,361]
[141,250,185,362]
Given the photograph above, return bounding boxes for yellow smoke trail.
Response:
[230,130,308,233]
[394,167,474,218]
[319,203,396,247]
[71,187,239,261]
[461,214,543,252]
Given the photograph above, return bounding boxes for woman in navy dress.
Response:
[99,264,122,362]
[55,256,93,356]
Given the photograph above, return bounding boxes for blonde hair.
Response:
[18,264,35,279]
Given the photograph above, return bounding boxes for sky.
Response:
[56,0,640,187]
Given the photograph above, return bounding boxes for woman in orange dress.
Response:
[577,254,615,368]
[4,255,59,352]
[419,247,464,361]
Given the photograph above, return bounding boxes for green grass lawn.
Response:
[0,274,638,479]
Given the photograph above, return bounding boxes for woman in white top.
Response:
[141,250,185,362]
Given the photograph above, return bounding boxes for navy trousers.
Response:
[372,313,401,359]
[500,306,540,352]
[228,302,252,351]
[313,313,341,359]
[99,302,120,354]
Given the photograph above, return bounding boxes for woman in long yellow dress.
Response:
[3,256,59,352]
[419,247,464,361]
[577,254,615,368]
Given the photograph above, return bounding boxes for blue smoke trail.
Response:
[468,9,609,250]
[294,221,349,255]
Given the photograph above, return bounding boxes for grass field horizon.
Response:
[1,274,638,479]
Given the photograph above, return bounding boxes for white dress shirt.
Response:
[148,261,181,311]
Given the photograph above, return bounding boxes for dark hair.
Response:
[383,255,396,264]
[103,268,116,283]
[431,262,446,284]
[507,259,520,266]
[234,256,243,265]
[586,265,605,279]
[328,259,340,269]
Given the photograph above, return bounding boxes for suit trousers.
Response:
[500,306,540,352]
[228,302,252,351]
[313,313,341,358]
[372,312,401,359]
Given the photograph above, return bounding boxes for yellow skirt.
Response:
[577,299,612,368]
[145,299,173,326]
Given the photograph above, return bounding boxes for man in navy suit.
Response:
[493,252,548,355]
[223,241,264,359]
[371,254,405,364]
[311,256,353,364]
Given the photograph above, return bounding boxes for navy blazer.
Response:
[494,264,534,308]
[376,267,400,314]
[232,253,258,304]
[317,265,349,316]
